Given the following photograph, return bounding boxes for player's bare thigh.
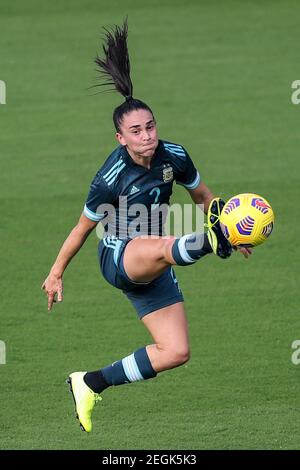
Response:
[123,236,176,283]
[142,302,190,373]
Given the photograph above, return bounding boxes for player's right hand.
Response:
[41,273,63,312]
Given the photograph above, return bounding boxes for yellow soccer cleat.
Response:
[206,197,232,259]
[67,371,102,433]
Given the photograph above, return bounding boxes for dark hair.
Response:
[94,18,154,132]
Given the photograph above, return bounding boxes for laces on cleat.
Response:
[94,395,102,403]
[207,198,232,259]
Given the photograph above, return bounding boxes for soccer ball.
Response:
[219,193,274,247]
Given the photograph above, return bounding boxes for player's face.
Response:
[116,109,159,158]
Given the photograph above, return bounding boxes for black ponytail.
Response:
[94,18,154,132]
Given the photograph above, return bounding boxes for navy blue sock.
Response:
[84,347,157,393]
[84,370,109,394]
[172,233,212,266]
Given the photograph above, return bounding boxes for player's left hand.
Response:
[233,246,253,258]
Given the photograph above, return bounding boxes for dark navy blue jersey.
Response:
[83,139,201,238]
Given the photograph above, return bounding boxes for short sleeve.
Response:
[176,149,201,190]
[83,171,115,222]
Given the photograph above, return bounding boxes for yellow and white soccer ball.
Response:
[219,193,274,247]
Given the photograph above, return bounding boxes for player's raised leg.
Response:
[122,233,210,283]
[123,197,232,283]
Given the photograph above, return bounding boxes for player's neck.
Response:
[126,147,154,169]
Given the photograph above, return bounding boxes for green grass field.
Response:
[1,0,300,450]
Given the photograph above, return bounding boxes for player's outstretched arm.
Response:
[188,181,214,214]
[42,214,97,311]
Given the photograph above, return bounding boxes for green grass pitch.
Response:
[1,0,300,449]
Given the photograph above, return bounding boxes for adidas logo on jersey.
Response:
[129,185,140,195]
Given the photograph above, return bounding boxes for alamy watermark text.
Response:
[291,80,300,104]
[0,340,6,364]
[0,80,6,104]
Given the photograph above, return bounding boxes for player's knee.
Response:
[168,345,190,367]
[160,236,176,263]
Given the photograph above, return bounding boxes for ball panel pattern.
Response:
[219,193,274,247]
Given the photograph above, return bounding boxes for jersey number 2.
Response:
[149,187,160,211]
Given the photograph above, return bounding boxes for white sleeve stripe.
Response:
[177,171,200,190]
[83,204,103,221]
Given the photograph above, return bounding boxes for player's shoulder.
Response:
[159,139,199,185]
[160,139,189,160]
[91,145,127,189]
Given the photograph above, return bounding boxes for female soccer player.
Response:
[42,20,251,432]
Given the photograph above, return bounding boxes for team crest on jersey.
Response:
[162,165,173,183]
